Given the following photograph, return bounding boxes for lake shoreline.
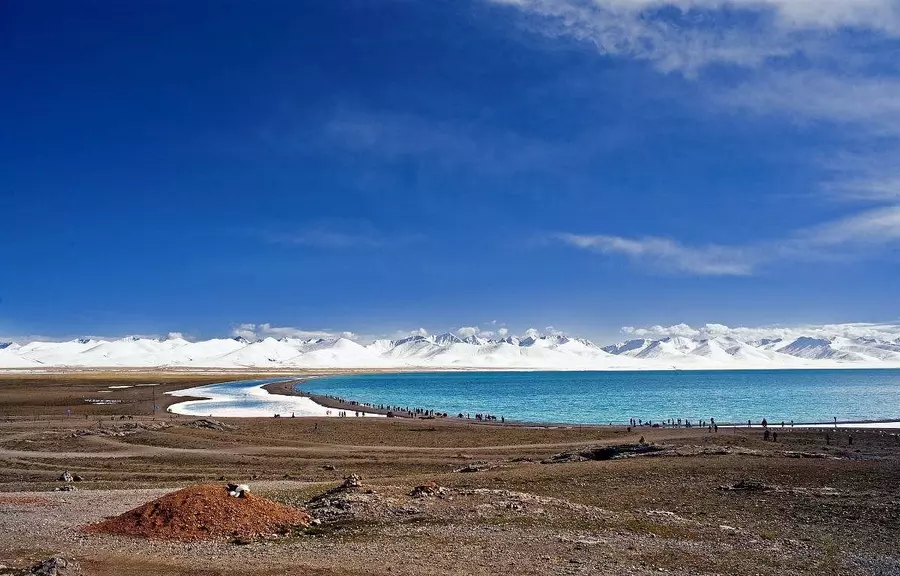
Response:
[261,374,900,430]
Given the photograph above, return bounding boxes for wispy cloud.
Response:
[720,71,900,138]
[262,220,422,250]
[490,0,900,74]
[496,0,900,274]
[621,321,900,342]
[323,107,578,175]
[231,323,358,341]
[556,204,900,275]
[270,230,387,249]
[555,233,755,276]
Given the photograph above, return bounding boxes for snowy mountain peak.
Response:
[434,332,464,345]
[2,327,900,370]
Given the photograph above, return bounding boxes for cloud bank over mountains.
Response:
[2,321,899,371]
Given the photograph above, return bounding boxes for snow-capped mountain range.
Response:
[2,329,900,370]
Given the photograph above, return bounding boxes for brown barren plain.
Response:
[0,373,898,575]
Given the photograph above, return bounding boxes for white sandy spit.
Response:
[167,378,382,418]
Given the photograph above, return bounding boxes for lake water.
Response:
[299,369,900,425]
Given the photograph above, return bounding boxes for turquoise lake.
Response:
[298,369,900,425]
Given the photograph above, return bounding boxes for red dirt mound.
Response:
[84,484,310,541]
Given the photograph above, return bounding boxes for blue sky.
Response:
[2,0,899,343]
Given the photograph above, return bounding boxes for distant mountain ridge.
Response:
[2,328,900,370]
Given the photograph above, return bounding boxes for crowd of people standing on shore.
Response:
[459,413,504,423]
[627,417,718,432]
[299,391,451,420]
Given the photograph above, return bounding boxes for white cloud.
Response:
[799,205,900,247]
[622,321,900,342]
[492,0,900,257]
[498,327,510,337]
[720,72,900,138]
[556,233,756,275]
[491,0,900,75]
[231,323,358,341]
[456,326,498,339]
[324,107,566,175]
[275,230,385,249]
[411,327,429,337]
[556,201,900,275]
[457,326,480,338]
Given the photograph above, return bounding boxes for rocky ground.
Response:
[1,375,899,575]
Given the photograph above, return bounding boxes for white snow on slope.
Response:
[3,324,900,371]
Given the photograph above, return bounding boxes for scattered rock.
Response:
[410,482,448,498]
[54,486,77,492]
[304,475,423,524]
[70,422,169,438]
[454,462,494,473]
[71,474,83,482]
[718,479,773,492]
[29,556,81,576]
[542,444,666,464]
[322,464,337,471]
[56,471,73,483]
[184,419,233,431]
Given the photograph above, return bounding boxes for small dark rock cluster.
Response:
[542,443,666,464]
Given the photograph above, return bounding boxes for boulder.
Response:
[56,471,73,483]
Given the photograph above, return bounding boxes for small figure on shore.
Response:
[848,434,853,446]
[772,431,778,442]
[748,419,751,428]
[825,433,831,446]
[834,416,838,428]
[639,436,645,444]
[763,429,770,441]
[790,420,794,428]
[501,416,505,424]
[761,418,768,428]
